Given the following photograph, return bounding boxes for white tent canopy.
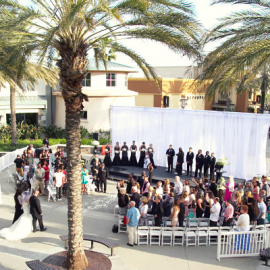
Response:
[111,106,270,180]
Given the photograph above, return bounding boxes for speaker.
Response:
[257,95,261,104]
[93,132,98,140]
[163,96,169,107]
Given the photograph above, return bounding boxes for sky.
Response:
[20,0,250,72]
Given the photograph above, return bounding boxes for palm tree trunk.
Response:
[10,86,17,145]
[58,41,88,270]
[260,73,268,114]
[225,93,231,111]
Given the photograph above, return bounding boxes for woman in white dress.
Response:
[0,191,32,241]
[144,151,151,169]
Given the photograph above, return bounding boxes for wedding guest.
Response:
[223,199,234,226]
[126,174,134,194]
[98,163,109,193]
[121,142,129,166]
[195,149,203,178]
[178,196,185,227]
[223,176,235,201]
[129,141,138,166]
[154,195,164,226]
[217,189,225,213]
[118,188,129,215]
[54,154,63,171]
[176,147,184,175]
[246,191,259,224]
[257,196,266,225]
[209,179,217,197]
[39,149,47,164]
[147,163,154,185]
[22,150,28,161]
[53,168,64,201]
[147,186,154,208]
[113,142,121,166]
[139,196,149,226]
[233,205,250,231]
[261,176,270,199]
[81,166,88,194]
[210,197,221,226]
[103,143,112,167]
[45,149,51,165]
[136,182,141,194]
[138,171,146,188]
[14,155,24,177]
[188,200,197,219]
[156,181,163,195]
[183,180,190,195]
[174,176,183,196]
[163,178,170,194]
[148,144,156,168]
[203,178,209,191]
[25,153,33,165]
[253,181,260,201]
[169,182,176,196]
[130,186,140,209]
[91,155,100,177]
[196,193,204,218]
[116,180,125,193]
[186,147,194,176]
[166,145,175,173]
[61,165,67,196]
[126,201,140,247]
[169,200,180,227]
[183,191,189,217]
[234,183,244,198]
[189,188,196,207]
[203,151,211,177]
[42,160,50,190]
[138,142,146,168]
[232,191,241,217]
[34,163,46,196]
[43,137,49,148]
[163,192,174,217]
[12,187,23,224]
[27,144,35,158]
[141,176,150,197]
[23,160,31,184]
[244,182,253,194]
[204,191,214,218]
[209,153,216,180]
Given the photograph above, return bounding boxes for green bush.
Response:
[99,138,110,145]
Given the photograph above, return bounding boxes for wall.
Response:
[153,66,198,79]
[135,95,154,107]
[54,96,135,132]
[236,91,249,112]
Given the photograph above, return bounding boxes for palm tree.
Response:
[0,1,201,268]
[193,0,270,113]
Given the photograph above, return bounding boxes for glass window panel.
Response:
[111,74,115,79]
[112,81,116,86]
[82,80,85,87]
[86,73,91,79]
[86,80,90,87]
[106,81,110,86]
[106,73,110,79]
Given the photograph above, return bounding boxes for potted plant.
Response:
[215,157,230,171]
[91,140,100,154]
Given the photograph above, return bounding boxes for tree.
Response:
[0,1,201,268]
[193,0,270,113]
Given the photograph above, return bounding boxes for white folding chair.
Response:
[185,228,197,246]
[149,227,161,246]
[188,218,199,228]
[172,227,185,246]
[199,218,210,227]
[86,176,96,195]
[47,184,56,202]
[114,205,119,216]
[118,215,127,234]
[208,227,219,246]
[7,169,15,184]
[30,177,35,195]
[161,227,173,246]
[147,214,154,226]
[197,227,208,246]
[137,226,149,245]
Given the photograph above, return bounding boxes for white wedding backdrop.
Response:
[111,106,270,180]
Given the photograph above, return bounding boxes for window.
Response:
[106,73,116,87]
[220,92,227,100]
[82,73,91,87]
[80,111,87,120]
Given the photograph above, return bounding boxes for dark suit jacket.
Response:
[91,158,101,165]
[130,193,140,208]
[178,202,185,219]
[176,151,184,163]
[186,152,194,163]
[203,155,211,166]
[163,197,174,217]
[155,202,164,218]
[196,154,204,166]
[209,157,216,167]
[30,195,42,219]
[43,139,49,146]
[166,149,175,158]
[138,176,144,188]
[98,167,108,180]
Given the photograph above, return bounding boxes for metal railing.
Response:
[217,229,270,261]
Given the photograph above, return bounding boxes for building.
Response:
[152,66,199,79]
[53,59,138,131]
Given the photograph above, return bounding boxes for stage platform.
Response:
[107,165,245,185]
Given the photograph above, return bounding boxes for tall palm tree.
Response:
[193,0,270,113]
[0,1,201,268]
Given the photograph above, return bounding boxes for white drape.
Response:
[111,106,270,180]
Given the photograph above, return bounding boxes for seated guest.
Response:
[174,176,183,196]
[154,195,163,226]
[169,200,180,227]
[233,205,250,231]
[210,197,221,226]
[130,186,140,209]
[147,186,154,208]
[163,192,174,217]
[156,181,163,195]
[118,188,129,215]
[257,196,266,225]
[209,179,217,197]
[178,196,185,227]
[223,199,234,226]
[139,196,149,226]
[141,176,150,197]
[126,174,134,194]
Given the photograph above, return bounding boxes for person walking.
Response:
[98,163,109,193]
[126,201,140,247]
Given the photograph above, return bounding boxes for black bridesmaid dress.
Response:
[138,145,146,167]
[129,145,138,166]
[148,147,157,168]
[121,145,129,166]
[103,146,112,166]
[12,194,23,224]
[113,146,121,166]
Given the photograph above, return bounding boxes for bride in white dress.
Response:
[144,151,151,169]
[0,191,32,240]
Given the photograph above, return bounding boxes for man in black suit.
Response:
[98,163,108,193]
[30,189,47,233]
[195,149,204,178]
[186,147,194,176]
[178,196,185,227]
[138,171,146,188]
[166,145,175,173]
[154,195,164,226]
[203,151,211,177]
[176,147,184,175]
[209,153,216,180]
[130,186,140,209]
[43,137,49,148]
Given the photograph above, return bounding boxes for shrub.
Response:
[80,126,88,139]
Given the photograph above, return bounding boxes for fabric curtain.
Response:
[110,106,270,180]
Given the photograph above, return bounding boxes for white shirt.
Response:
[236,214,250,231]
[228,182,234,192]
[139,204,148,215]
[210,202,221,222]
[175,181,183,195]
[54,172,64,187]
[258,202,266,219]
[156,186,163,195]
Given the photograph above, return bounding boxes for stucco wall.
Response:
[54,96,135,132]
[135,95,154,107]
[169,94,205,110]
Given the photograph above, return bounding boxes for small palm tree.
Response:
[0,1,201,268]
[194,0,270,113]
